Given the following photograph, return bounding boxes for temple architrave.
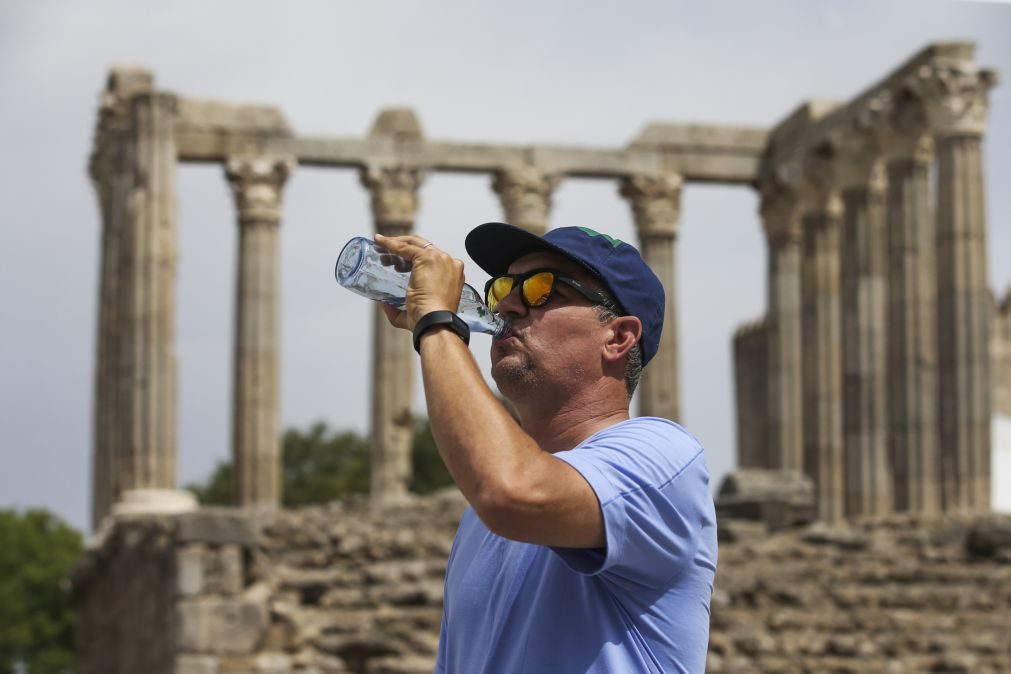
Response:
[88,42,1006,530]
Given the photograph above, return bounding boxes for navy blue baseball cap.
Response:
[465,222,665,366]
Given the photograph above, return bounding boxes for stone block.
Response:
[177,544,244,596]
[176,655,220,674]
[255,652,292,674]
[966,518,1011,558]
[177,510,259,546]
[716,469,816,530]
[177,597,269,654]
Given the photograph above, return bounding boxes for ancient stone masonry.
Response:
[88,69,766,520]
[733,319,769,469]
[72,494,1011,674]
[751,42,1000,519]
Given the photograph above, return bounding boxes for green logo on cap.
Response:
[576,227,624,249]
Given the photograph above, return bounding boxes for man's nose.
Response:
[495,286,528,318]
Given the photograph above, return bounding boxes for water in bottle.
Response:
[335,236,507,337]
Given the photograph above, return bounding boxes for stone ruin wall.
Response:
[72,493,1011,674]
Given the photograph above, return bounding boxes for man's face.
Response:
[489,251,609,398]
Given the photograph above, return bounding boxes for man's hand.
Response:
[374,234,467,331]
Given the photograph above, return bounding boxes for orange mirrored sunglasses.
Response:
[484,268,609,313]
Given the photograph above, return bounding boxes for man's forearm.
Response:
[418,328,546,516]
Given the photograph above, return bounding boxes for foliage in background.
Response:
[410,418,454,494]
[0,509,82,674]
[188,418,453,506]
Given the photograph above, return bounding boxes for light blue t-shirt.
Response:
[434,417,718,674]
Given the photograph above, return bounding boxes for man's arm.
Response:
[374,234,605,549]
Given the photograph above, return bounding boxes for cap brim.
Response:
[466,222,589,278]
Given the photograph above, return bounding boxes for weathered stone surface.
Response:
[74,492,1011,674]
[177,594,270,654]
[733,318,769,469]
[966,518,1011,558]
[177,509,260,545]
[175,654,220,674]
[716,468,815,530]
[177,543,244,596]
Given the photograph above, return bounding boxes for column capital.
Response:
[876,89,935,163]
[904,61,998,138]
[831,120,886,194]
[799,144,843,216]
[491,166,560,234]
[360,166,427,226]
[760,185,802,243]
[226,155,296,224]
[619,172,683,238]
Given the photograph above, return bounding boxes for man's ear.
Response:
[602,316,642,363]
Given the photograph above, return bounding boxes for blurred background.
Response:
[2,0,1009,535]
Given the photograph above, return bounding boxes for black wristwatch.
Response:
[413,311,471,354]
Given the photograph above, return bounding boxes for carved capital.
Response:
[360,166,426,226]
[905,61,997,137]
[760,186,802,243]
[492,166,560,234]
[833,127,886,193]
[797,142,844,215]
[90,69,155,190]
[619,172,683,238]
[226,155,296,225]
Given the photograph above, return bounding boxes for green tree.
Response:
[187,460,232,506]
[411,418,453,494]
[188,419,453,506]
[0,509,82,674]
[280,422,370,507]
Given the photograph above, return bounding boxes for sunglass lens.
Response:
[523,272,555,307]
[487,276,514,311]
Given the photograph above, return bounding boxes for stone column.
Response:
[760,186,804,471]
[89,73,137,528]
[90,146,116,529]
[360,166,425,500]
[838,140,892,518]
[733,318,769,468]
[106,73,179,502]
[799,162,845,522]
[883,113,940,514]
[620,173,682,420]
[225,155,295,510]
[920,63,997,512]
[492,166,559,235]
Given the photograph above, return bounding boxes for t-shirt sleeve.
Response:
[550,421,713,590]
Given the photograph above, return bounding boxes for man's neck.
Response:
[512,383,631,454]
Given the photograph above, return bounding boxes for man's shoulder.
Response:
[561,417,709,493]
[582,417,705,467]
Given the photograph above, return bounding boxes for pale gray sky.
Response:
[2,0,1009,533]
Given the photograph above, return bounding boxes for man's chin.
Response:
[491,358,539,393]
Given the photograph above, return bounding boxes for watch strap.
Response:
[413,310,471,354]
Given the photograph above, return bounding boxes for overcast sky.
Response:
[2,0,1009,533]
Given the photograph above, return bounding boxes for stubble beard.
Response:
[491,353,542,402]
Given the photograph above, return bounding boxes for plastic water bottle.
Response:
[335,236,507,337]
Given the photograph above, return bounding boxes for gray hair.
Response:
[592,290,643,402]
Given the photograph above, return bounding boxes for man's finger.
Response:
[375,233,435,258]
[381,303,409,329]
